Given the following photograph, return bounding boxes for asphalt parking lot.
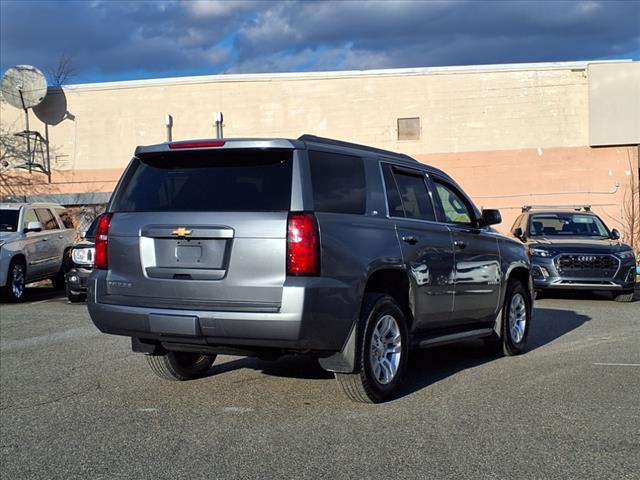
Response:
[1,286,639,480]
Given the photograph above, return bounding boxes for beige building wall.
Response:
[1,61,638,238]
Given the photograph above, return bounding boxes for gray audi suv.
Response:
[87,135,533,403]
[511,206,636,302]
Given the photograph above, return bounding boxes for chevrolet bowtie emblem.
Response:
[172,227,192,237]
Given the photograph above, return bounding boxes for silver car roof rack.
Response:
[522,205,592,212]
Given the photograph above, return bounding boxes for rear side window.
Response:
[113,150,293,212]
[309,151,366,214]
[36,208,59,230]
[381,165,404,217]
[382,164,435,221]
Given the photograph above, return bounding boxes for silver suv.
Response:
[1,202,76,301]
[88,136,533,403]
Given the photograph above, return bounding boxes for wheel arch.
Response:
[363,267,413,330]
[506,264,532,301]
[319,267,411,374]
[9,253,27,271]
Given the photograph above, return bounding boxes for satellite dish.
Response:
[1,65,48,110]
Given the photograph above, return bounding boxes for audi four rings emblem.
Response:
[578,256,596,262]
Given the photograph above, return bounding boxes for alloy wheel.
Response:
[508,292,527,344]
[11,264,25,299]
[369,314,402,385]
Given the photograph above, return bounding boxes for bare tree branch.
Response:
[46,53,76,87]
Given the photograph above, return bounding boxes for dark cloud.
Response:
[1,0,638,83]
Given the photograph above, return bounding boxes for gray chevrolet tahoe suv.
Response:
[88,135,532,403]
[1,202,76,302]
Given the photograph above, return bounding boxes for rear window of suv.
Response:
[112,150,293,212]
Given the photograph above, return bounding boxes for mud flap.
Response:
[317,322,357,373]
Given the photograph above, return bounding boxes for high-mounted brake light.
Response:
[94,213,112,270]
[169,141,226,149]
[287,212,320,276]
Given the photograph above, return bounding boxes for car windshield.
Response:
[0,210,19,232]
[529,213,610,237]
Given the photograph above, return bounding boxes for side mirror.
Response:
[610,229,620,240]
[513,227,525,240]
[24,221,43,233]
[481,209,502,227]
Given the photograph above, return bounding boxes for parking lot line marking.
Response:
[593,363,640,367]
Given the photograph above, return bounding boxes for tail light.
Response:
[94,213,112,269]
[287,212,320,276]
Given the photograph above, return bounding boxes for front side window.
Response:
[309,151,365,214]
[36,209,59,230]
[23,209,39,231]
[529,213,610,237]
[434,181,473,226]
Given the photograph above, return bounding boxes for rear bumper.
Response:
[87,273,358,352]
[532,257,636,292]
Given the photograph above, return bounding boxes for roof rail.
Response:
[522,205,592,212]
[297,134,416,161]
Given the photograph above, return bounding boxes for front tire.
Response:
[51,272,66,290]
[2,259,26,303]
[146,352,216,381]
[335,294,409,403]
[502,280,531,356]
[66,283,86,303]
[486,279,531,356]
[613,289,635,303]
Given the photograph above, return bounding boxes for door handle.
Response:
[58,235,63,239]
[402,236,418,245]
[454,240,466,249]
[42,238,48,242]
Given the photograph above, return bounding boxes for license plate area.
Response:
[154,238,226,268]
[140,225,234,280]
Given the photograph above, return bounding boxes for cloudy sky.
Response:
[1,0,639,84]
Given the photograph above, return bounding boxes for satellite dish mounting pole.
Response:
[44,124,52,183]
[214,112,223,139]
[18,88,32,174]
[165,114,173,142]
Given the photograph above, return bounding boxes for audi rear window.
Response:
[112,150,293,212]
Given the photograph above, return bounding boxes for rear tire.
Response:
[146,352,216,381]
[613,290,635,303]
[335,294,408,403]
[2,259,26,303]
